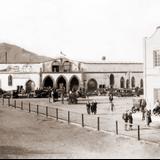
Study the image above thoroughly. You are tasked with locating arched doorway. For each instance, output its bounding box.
[140,79,143,88]
[87,79,98,92]
[131,77,135,88]
[69,76,79,91]
[120,77,125,88]
[43,76,54,88]
[57,76,67,90]
[26,80,35,93]
[126,79,130,89]
[110,74,115,88]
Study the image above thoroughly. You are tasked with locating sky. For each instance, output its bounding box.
[0,0,160,62]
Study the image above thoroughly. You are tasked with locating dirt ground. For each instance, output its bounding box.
[1,105,160,159]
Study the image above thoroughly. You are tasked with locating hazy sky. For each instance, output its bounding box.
[0,0,160,62]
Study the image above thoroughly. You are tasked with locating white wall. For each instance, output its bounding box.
[145,27,160,108]
[0,73,40,91]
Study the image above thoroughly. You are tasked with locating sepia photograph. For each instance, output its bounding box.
[0,0,160,159]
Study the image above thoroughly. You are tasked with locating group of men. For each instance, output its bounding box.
[86,101,98,115]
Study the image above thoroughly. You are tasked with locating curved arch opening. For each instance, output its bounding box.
[26,80,35,93]
[131,77,136,88]
[57,76,67,90]
[43,76,54,88]
[110,74,115,88]
[87,79,98,92]
[69,76,79,91]
[120,77,125,88]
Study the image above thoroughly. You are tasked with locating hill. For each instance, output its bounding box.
[0,43,53,64]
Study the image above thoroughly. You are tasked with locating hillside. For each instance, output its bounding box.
[0,43,53,64]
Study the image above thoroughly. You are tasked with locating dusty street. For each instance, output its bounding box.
[6,96,160,143]
[1,99,160,159]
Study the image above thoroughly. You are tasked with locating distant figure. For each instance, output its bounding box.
[111,102,114,112]
[109,93,113,103]
[122,111,129,131]
[93,101,98,115]
[140,99,147,121]
[146,110,152,127]
[128,112,133,130]
[86,102,91,115]
[91,101,97,115]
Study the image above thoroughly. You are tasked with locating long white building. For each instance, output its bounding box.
[0,43,144,93]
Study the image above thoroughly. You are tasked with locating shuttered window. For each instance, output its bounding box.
[153,50,160,67]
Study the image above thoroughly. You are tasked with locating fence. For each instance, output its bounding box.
[1,98,159,144]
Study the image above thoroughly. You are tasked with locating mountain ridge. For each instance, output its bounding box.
[0,43,53,64]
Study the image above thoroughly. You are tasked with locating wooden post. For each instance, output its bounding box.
[116,121,119,135]
[56,108,58,120]
[138,125,140,141]
[14,100,16,108]
[8,98,10,107]
[21,101,23,110]
[68,111,70,124]
[2,98,4,106]
[97,117,100,131]
[29,103,31,113]
[37,105,39,115]
[82,114,84,127]
[46,106,48,117]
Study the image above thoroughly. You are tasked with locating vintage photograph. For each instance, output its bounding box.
[0,0,160,159]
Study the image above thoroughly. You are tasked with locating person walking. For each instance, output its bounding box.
[128,112,133,130]
[122,111,129,131]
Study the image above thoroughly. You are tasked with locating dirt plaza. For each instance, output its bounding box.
[1,96,160,158]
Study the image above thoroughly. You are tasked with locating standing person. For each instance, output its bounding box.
[140,99,147,121]
[86,102,91,115]
[109,93,113,103]
[128,112,133,130]
[91,102,94,114]
[146,110,152,127]
[122,111,129,131]
[111,102,114,112]
[52,89,55,103]
[94,101,97,115]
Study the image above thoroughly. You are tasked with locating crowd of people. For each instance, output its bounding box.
[122,98,153,131]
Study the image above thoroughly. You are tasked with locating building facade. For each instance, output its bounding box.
[144,26,160,108]
[0,55,143,93]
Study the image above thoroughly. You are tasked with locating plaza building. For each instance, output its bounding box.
[144,26,160,108]
[0,43,143,93]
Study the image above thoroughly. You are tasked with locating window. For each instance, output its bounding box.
[63,61,71,72]
[120,77,125,88]
[8,75,13,86]
[52,61,60,73]
[131,77,135,88]
[153,50,160,67]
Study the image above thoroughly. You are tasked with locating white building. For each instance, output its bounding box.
[144,26,160,108]
[0,43,144,93]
